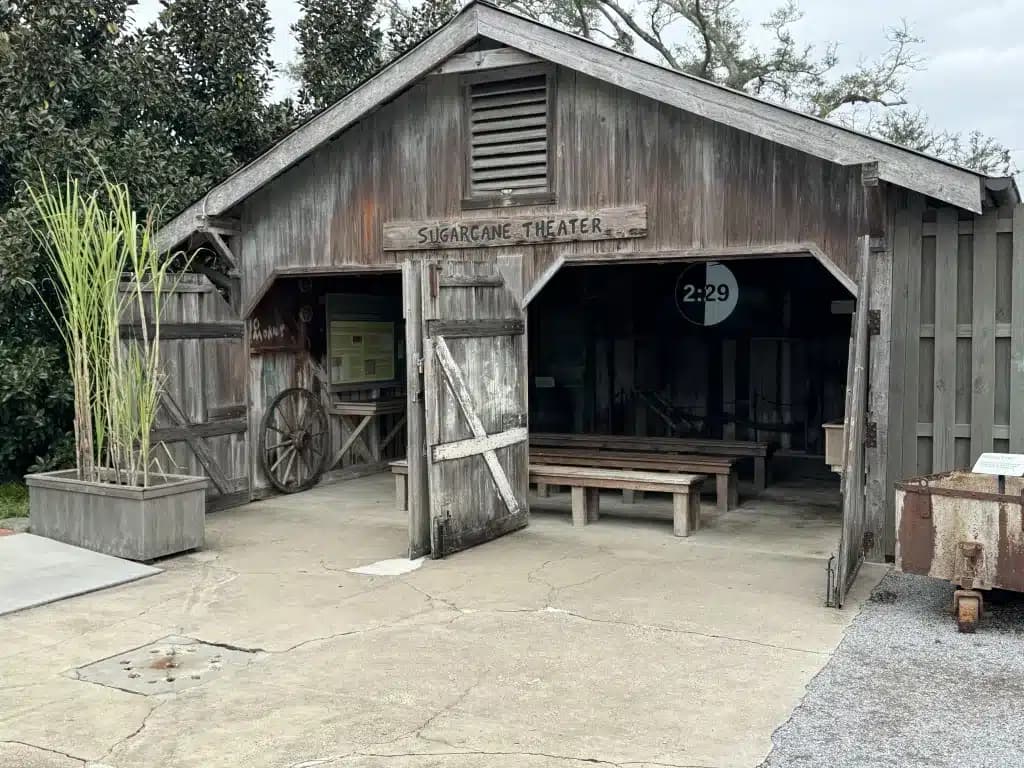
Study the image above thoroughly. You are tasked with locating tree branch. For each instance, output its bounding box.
[597,0,680,69]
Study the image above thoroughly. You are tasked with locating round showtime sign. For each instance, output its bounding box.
[674,262,739,326]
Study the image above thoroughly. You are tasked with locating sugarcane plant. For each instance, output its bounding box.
[27,174,186,487]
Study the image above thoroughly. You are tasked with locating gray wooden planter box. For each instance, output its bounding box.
[25,470,207,561]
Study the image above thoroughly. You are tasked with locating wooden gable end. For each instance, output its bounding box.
[236,53,866,304]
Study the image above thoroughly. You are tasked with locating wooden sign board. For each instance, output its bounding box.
[382,205,647,251]
[249,294,304,354]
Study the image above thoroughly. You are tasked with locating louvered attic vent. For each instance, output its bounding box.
[468,74,550,202]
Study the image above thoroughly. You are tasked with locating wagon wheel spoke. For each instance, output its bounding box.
[269,445,296,473]
[264,438,293,452]
[281,447,298,487]
[278,399,297,433]
[300,446,315,476]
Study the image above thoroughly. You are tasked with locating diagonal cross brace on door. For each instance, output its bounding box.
[430,336,524,516]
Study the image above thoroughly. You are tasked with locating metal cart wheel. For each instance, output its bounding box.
[259,387,329,493]
[953,589,983,633]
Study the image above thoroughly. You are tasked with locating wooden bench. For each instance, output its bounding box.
[530,447,738,513]
[389,459,706,536]
[531,432,771,491]
[530,465,705,536]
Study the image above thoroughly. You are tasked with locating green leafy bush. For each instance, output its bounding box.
[0,483,30,519]
[0,340,73,482]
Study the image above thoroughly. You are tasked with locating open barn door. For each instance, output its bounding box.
[830,237,873,607]
[409,256,529,558]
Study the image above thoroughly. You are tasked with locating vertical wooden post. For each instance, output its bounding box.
[404,260,431,558]
[861,167,896,561]
[865,230,893,561]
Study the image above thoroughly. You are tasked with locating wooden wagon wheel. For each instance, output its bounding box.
[259,387,329,493]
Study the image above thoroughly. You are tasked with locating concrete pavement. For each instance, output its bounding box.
[0,474,885,768]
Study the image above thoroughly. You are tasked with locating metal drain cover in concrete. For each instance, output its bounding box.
[72,636,257,695]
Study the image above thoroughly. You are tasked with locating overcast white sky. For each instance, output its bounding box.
[134,0,1024,172]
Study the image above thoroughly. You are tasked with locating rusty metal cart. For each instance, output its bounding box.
[896,469,1024,632]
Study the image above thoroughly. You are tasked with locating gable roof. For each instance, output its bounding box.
[157,0,1015,253]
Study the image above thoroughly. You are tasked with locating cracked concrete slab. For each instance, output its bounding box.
[0,740,84,767]
[0,474,882,768]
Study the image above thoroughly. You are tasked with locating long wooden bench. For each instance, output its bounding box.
[388,460,706,536]
[531,465,704,536]
[529,447,738,513]
[531,432,771,490]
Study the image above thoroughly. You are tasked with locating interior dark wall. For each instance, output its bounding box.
[527,258,852,455]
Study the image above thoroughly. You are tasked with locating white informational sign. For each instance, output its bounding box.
[674,262,739,327]
[971,453,1024,477]
[328,320,396,385]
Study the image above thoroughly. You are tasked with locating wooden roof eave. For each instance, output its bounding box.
[155,7,482,255]
[473,3,986,215]
[156,1,993,255]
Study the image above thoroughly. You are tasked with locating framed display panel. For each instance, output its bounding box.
[326,293,402,391]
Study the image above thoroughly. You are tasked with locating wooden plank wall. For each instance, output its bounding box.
[886,202,1022,549]
[237,67,866,302]
[121,274,250,510]
[234,60,869,496]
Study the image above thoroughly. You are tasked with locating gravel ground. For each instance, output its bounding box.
[761,571,1024,768]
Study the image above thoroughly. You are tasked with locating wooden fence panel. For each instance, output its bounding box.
[120,274,250,510]
[890,204,1021,519]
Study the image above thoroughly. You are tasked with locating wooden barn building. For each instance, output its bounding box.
[154,1,1021,605]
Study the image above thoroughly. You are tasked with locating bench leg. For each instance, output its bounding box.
[395,474,408,512]
[728,471,739,509]
[754,457,767,492]
[536,482,550,498]
[716,474,729,514]
[571,487,600,527]
[690,486,701,531]
[587,488,600,523]
[673,491,692,537]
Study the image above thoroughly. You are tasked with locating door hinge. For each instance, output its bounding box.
[867,310,881,335]
[416,355,424,375]
[864,420,878,448]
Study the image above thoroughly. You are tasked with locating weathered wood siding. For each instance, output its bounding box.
[886,202,1023,552]
[237,66,866,301]
[236,61,867,496]
[120,274,250,510]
